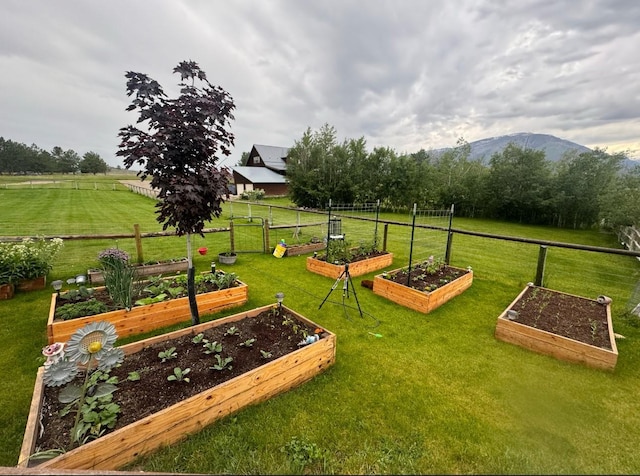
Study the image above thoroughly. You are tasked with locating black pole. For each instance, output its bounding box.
[407,203,417,287]
[445,204,454,265]
[187,265,200,325]
[374,199,380,250]
[535,245,548,287]
[326,199,332,263]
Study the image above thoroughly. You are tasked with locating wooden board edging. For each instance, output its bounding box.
[306,253,394,279]
[494,286,618,370]
[20,305,336,470]
[47,281,248,344]
[372,267,473,314]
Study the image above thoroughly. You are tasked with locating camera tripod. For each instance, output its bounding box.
[318,263,364,318]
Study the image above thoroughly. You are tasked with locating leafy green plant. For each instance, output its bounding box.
[134,293,168,306]
[325,238,350,264]
[158,347,177,362]
[281,436,325,470]
[260,350,273,359]
[282,315,308,339]
[173,271,238,292]
[55,299,109,321]
[238,338,256,348]
[58,286,95,302]
[210,354,233,371]
[59,370,121,445]
[127,371,141,382]
[192,333,207,344]
[225,326,239,336]
[203,341,222,354]
[167,367,190,383]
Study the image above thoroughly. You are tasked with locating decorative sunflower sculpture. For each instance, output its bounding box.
[41,321,124,448]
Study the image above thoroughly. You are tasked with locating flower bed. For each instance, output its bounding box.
[20,305,337,471]
[495,285,618,370]
[47,276,249,344]
[0,237,63,289]
[87,258,189,285]
[306,252,393,279]
[372,265,473,313]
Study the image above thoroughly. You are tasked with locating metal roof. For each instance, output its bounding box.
[232,166,287,184]
[252,144,289,171]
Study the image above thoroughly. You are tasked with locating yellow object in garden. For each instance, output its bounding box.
[273,240,287,258]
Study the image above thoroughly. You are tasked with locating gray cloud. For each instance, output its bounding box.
[1,0,639,167]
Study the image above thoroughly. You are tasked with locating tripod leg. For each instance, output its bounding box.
[344,270,364,318]
[318,269,347,310]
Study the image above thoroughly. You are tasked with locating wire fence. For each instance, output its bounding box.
[0,180,127,191]
[2,194,639,313]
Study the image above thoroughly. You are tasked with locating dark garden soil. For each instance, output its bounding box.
[383,264,470,292]
[317,250,389,264]
[507,286,611,350]
[35,307,322,455]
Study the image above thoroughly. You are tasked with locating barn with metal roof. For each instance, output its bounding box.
[232,144,290,196]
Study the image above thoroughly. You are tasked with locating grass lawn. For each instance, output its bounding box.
[1,177,640,474]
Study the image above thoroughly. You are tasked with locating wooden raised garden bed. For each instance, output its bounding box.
[495,285,618,370]
[47,279,249,344]
[16,275,47,292]
[19,304,337,471]
[284,241,326,257]
[372,266,473,313]
[87,259,189,284]
[306,252,394,279]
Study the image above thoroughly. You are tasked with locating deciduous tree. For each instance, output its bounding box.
[117,60,235,325]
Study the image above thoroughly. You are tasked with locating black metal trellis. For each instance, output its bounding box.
[406,204,455,287]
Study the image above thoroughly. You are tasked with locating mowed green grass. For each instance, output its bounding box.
[1,179,640,474]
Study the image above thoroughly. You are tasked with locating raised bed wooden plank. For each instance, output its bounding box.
[372,268,473,314]
[306,253,393,279]
[47,281,249,344]
[20,305,336,471]
[494,286,617,370]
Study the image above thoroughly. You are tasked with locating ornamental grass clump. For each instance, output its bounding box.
[97,248,137,309]
[0,237,63,284]
[39,321,125,456]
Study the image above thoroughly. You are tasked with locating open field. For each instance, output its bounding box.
[1,176,640,474]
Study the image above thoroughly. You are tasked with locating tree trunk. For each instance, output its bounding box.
[186,233,200,325]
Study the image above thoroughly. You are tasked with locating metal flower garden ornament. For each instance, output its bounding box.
[41,321,124,450]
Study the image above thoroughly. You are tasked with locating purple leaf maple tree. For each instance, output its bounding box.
[117,60,235,325]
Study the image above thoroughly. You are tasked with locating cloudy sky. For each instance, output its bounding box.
[2,0,639,168]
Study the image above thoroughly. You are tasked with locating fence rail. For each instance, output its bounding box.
[2,201,639,311]
[619,226,640,255]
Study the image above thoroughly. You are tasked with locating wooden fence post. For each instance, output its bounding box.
[134,224,143,264]
[229,221,235,252]
[264,219,270,253]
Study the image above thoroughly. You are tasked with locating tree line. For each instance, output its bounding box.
[0,137,110,175]
[286,124,640,229]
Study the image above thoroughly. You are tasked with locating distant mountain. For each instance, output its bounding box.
[435,132,591,163]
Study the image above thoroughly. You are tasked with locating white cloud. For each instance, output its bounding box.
[1,0,639,168]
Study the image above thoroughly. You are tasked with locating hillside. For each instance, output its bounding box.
[434,132,591,162]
